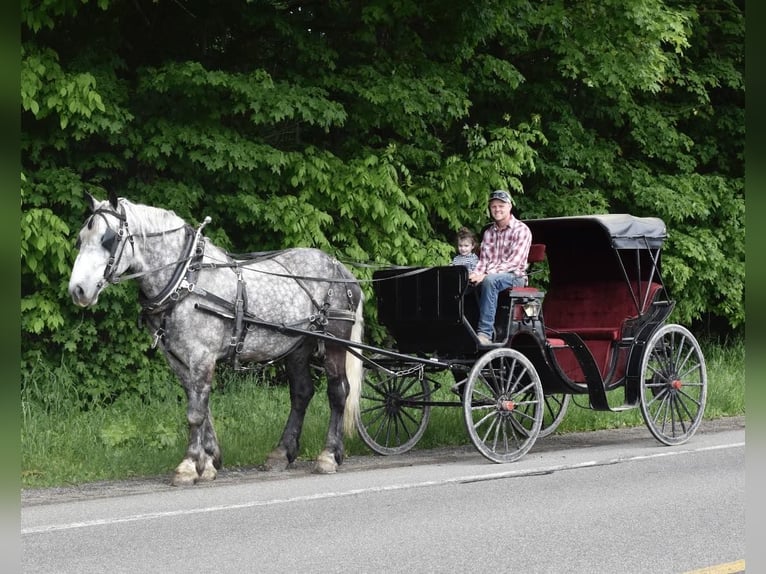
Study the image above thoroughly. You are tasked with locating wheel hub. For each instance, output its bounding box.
[499,399,516,412]
[384,394,401,415]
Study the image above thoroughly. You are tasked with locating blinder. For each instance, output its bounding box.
[100,226,118,252]
[77,201,134,283]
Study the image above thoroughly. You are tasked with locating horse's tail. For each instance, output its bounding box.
[343,295,365,437]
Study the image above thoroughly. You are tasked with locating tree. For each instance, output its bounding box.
[20,0,744,405]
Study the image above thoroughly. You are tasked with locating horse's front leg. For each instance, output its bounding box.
[172,360,221,486]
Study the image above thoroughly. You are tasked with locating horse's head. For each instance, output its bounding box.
[68,191,134,307]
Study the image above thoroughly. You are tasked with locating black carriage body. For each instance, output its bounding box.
[373,265,546,358]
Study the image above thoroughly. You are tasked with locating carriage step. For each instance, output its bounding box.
[479,341,504,348]
[609,404,638,412]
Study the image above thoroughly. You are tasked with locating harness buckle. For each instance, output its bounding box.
[179,278,195,292]
[151,328,165,349]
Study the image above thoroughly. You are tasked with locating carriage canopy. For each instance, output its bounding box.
[524,214,667,287]
[524,214,667,250]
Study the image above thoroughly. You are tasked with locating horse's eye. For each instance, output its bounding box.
[75,237,82,250]
[101,227,117,251]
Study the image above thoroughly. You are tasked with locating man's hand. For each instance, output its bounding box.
[469,271,486,285]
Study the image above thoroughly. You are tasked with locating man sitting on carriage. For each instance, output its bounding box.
[468,190,532,346]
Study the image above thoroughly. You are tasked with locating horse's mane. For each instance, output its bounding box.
[120,199,187,241]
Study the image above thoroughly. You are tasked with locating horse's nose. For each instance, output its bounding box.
[69,283,82,303]
[69,283,89,307]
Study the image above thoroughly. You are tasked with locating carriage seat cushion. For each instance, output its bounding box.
[543,281,662,341]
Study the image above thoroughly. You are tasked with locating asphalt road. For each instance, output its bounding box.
[21,416,746,573]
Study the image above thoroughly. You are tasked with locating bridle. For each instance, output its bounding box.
[80,200,194,289]
[82,202,136,286]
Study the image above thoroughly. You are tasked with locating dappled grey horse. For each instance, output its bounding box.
[68,192,364,486]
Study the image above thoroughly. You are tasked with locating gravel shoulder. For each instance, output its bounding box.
[21,415,745,507]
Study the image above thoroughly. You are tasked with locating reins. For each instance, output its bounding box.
[88,203,190,285]
[199,253,435,284]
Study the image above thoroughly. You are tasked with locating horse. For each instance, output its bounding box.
[67,191,364,486]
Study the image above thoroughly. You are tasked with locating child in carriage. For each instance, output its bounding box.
[451,227,479,272]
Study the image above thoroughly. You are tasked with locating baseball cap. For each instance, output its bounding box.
[489,190,512,204]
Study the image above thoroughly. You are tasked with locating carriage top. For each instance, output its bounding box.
[524,213,667,249]
[522,213,668,287]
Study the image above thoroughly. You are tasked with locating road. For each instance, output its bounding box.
[22,417,745,573]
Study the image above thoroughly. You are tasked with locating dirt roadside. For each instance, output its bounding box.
[21,415,745,507]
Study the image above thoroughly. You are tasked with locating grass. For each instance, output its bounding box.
[21,338,745,489]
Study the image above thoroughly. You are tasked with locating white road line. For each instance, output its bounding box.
[22,441,745,535]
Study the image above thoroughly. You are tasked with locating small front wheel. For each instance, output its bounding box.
[639,324,707,445]
[355,360,431,455]
[463,348,544,463]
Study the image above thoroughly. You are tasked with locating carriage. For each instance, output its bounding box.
[69,195,707,484]
[355,214,707,463]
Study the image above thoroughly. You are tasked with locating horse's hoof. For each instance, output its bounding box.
[263,447,290,471]
[199,459,218,482]
[313,450,338,474]
[172,474,198,487]
[172,459,199,486]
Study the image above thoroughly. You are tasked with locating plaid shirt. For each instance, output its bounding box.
[474,216,532,277]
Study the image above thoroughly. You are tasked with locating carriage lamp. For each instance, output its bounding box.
[522,300,541,320]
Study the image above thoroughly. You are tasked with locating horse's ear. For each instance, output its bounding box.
[107,190,119,210]
[84,191,98,212]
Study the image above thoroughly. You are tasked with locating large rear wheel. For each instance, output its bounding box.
[463,348,543,463]
[639,324,707,445]
[540,394,570,438]
[355,360,431,455]
[514,392,569,438]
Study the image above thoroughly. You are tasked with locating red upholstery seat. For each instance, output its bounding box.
[543,281,663,381]
[543,281,662,340]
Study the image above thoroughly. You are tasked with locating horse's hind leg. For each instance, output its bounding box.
[264,340,315,471]
[314,343,350,474]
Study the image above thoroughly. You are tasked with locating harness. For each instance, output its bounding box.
[193,255,358,370]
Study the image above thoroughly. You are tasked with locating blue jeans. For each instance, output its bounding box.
[476,273,526,337]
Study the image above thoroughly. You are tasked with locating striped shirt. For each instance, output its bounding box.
[474,216,532,277]
[451,253,479,272]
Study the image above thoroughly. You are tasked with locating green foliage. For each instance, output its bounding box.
[20,0,744,412]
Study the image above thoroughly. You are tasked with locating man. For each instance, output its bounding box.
[468,189,532,346]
